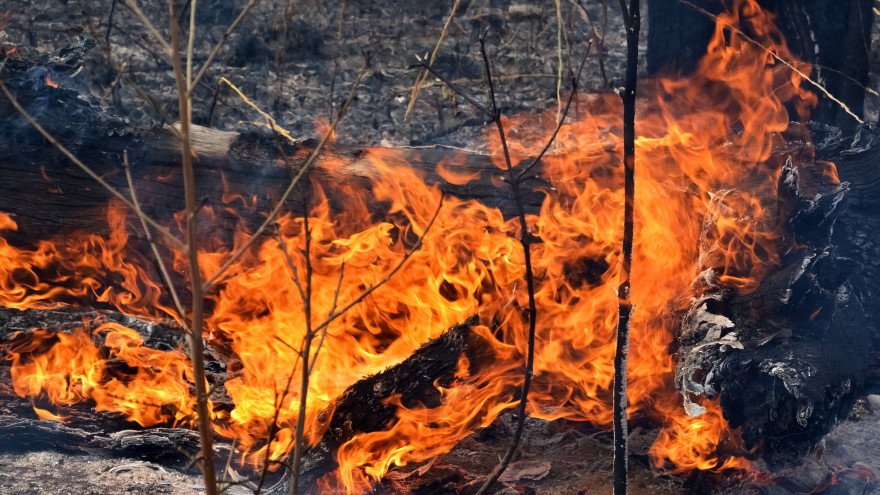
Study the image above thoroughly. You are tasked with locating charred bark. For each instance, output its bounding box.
[675,125,880,467]
[0,80,545,245]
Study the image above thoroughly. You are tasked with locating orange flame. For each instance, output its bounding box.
[0,0,834,491]
[6,323,197,426]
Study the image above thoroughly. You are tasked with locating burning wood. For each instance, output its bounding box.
[2,0,880,493]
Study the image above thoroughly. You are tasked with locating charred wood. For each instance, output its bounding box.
[290,316,478,494]
[0,79,545,244]
[0,309,478,491]
[676,126,880,466]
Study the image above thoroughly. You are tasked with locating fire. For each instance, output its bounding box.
[0,0,834,491]
[5,322,197,426]
[45,72,58,88]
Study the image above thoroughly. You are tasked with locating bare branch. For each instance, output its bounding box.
[613,1,640,494]
[474,32,539,495]
[478,29,500,118]
[308,263,344,374]
[167,0,217,492]
[186,0,198,93]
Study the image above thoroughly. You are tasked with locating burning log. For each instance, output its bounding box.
[0,81,546,245]
[675,124,880,467]
[292,315,478,493]
[0,312,479,492]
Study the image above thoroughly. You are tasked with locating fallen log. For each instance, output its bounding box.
[0,75,546,246]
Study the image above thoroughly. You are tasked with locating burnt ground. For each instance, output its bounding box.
[2,0,880,494]
[0,0,644,149]
[2,403,880,494]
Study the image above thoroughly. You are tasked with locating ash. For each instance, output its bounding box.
[0,0,642,150]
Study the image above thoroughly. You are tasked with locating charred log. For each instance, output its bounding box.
[0,77,545,245]
[292,316,478,494]
[675,126,880,467]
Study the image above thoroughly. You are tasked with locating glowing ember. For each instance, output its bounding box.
[0,0,832,492]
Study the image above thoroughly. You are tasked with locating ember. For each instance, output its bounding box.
[1,0,879,494]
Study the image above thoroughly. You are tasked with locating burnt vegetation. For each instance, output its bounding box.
[2,1,880,495]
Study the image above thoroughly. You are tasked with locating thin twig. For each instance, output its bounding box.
[289,187,314,495]
[218,438,237,494]
[474,30,539,495]
[105,0,118,49]
[308,263,344,374]
[122,150,190,332]
[186,0,198,93]
[617,0,629,28]
[405,0,462,120]
[0,81,185,250]
[254,370,298,495]
[554,0,564,122]
[220,77,297,143]
[202,57,370,292]
[188,0,260,97]
[515,44,591,181]
[414,56,491,116]
[167,0,217,492]
[275,231,308,306]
